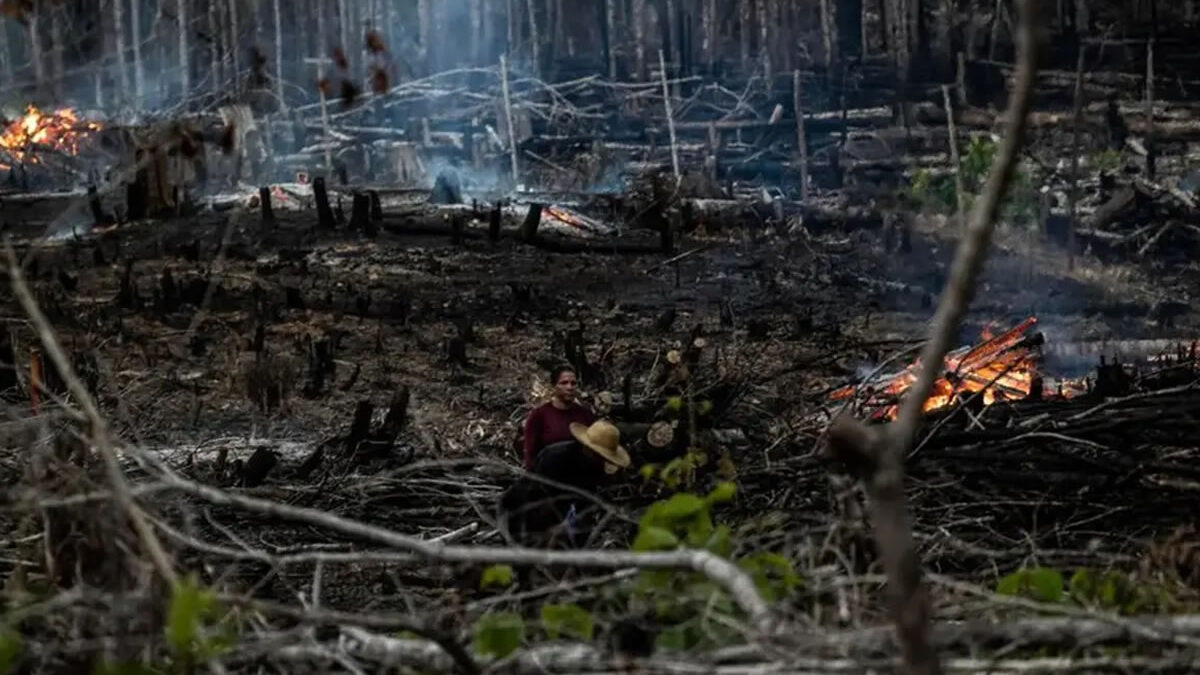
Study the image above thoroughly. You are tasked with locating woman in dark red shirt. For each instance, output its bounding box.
[521,365,596,470]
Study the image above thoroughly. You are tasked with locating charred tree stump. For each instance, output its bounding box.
[654,308,677,334]
[259,186,276,227]
[349,192,371,231]
[450,214,465,246]
[252,323,266,353]
[241,448,279,487]
[117,260,140,309]
[88,185,110,227]
[303,336,336,397]
[345,400,374,455]
[660,218,676,254]
[126,174,148,222]
[488,203,502,243]
[313,177,336,229]
[432,169,463,204]
[295,443,327,480]
[520,203,543,243]
[381,386,410,439]
[285,286,305,310]
[0,330,17,402]
[455,316,475,343]
[159,269,180,314]
[369,190,383,222]
[446,336,469,366]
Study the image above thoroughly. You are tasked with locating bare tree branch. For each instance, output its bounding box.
[3,240,178,586]
[134,453,776,633]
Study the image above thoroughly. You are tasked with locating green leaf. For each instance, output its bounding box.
[683,510,715,547]
[632,526,680,552]
[0,625,21,675]
[1068,568,1098,602]
[473,612,524,659]
[665,396,683,412]
[540,603,594,641]
[654,624,693,651]
[660,493,706,521]
[165,574,219,657]
[639,463,659,481]
[1027,568,1064,602]
[996,567,1064,603]
[480,565,515,589]
[704,525,733,557]
[706,482,737,505]
[697,400,713,415]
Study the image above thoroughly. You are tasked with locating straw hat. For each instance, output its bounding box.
[569,420,631,473]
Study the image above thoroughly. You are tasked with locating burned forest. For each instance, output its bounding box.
[4,0,1200,673]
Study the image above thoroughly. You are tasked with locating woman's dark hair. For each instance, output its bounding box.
[549,365,577,384]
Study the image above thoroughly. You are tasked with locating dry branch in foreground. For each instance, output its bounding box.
[823,1,1043,674]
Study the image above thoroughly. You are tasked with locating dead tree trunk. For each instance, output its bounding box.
[178,0,190,103]
[739,0,751,66]
[419,0,432,72]
[28,3,45,99]
[758,0,771,90]
[820,0,836,70]
[208,0,221,98]
[229,0,241,92]
[702,0,716,70]
[632,0,646,79]
[132,0,145,104]
[838,0,864,59]
[605,0,617,78]
[273,0,285,108]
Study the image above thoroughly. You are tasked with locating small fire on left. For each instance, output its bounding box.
[0,104,103,169]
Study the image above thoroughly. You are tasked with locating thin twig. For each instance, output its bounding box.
[3,241,177,586]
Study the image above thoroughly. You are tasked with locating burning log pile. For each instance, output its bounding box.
[0,105,104,187]
[819,315,1200,574]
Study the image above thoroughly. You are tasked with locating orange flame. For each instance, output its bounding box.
[0,105,102,168]
[831,316,1060,420]
[543,205,589,229]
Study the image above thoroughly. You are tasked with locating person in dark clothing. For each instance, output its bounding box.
[521,365,595,470]
[502,419,631,548]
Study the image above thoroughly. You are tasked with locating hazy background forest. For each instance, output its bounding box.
[0,0,1194,117]
[4,1,1200,674]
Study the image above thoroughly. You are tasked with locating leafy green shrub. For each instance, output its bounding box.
[904,136,1039,224]
[473,612,524,658]
[995,566,1177,615]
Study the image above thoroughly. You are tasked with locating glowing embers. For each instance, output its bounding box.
[540,204,612,237]
[0,105,103,169]
[831,316,1058,421]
